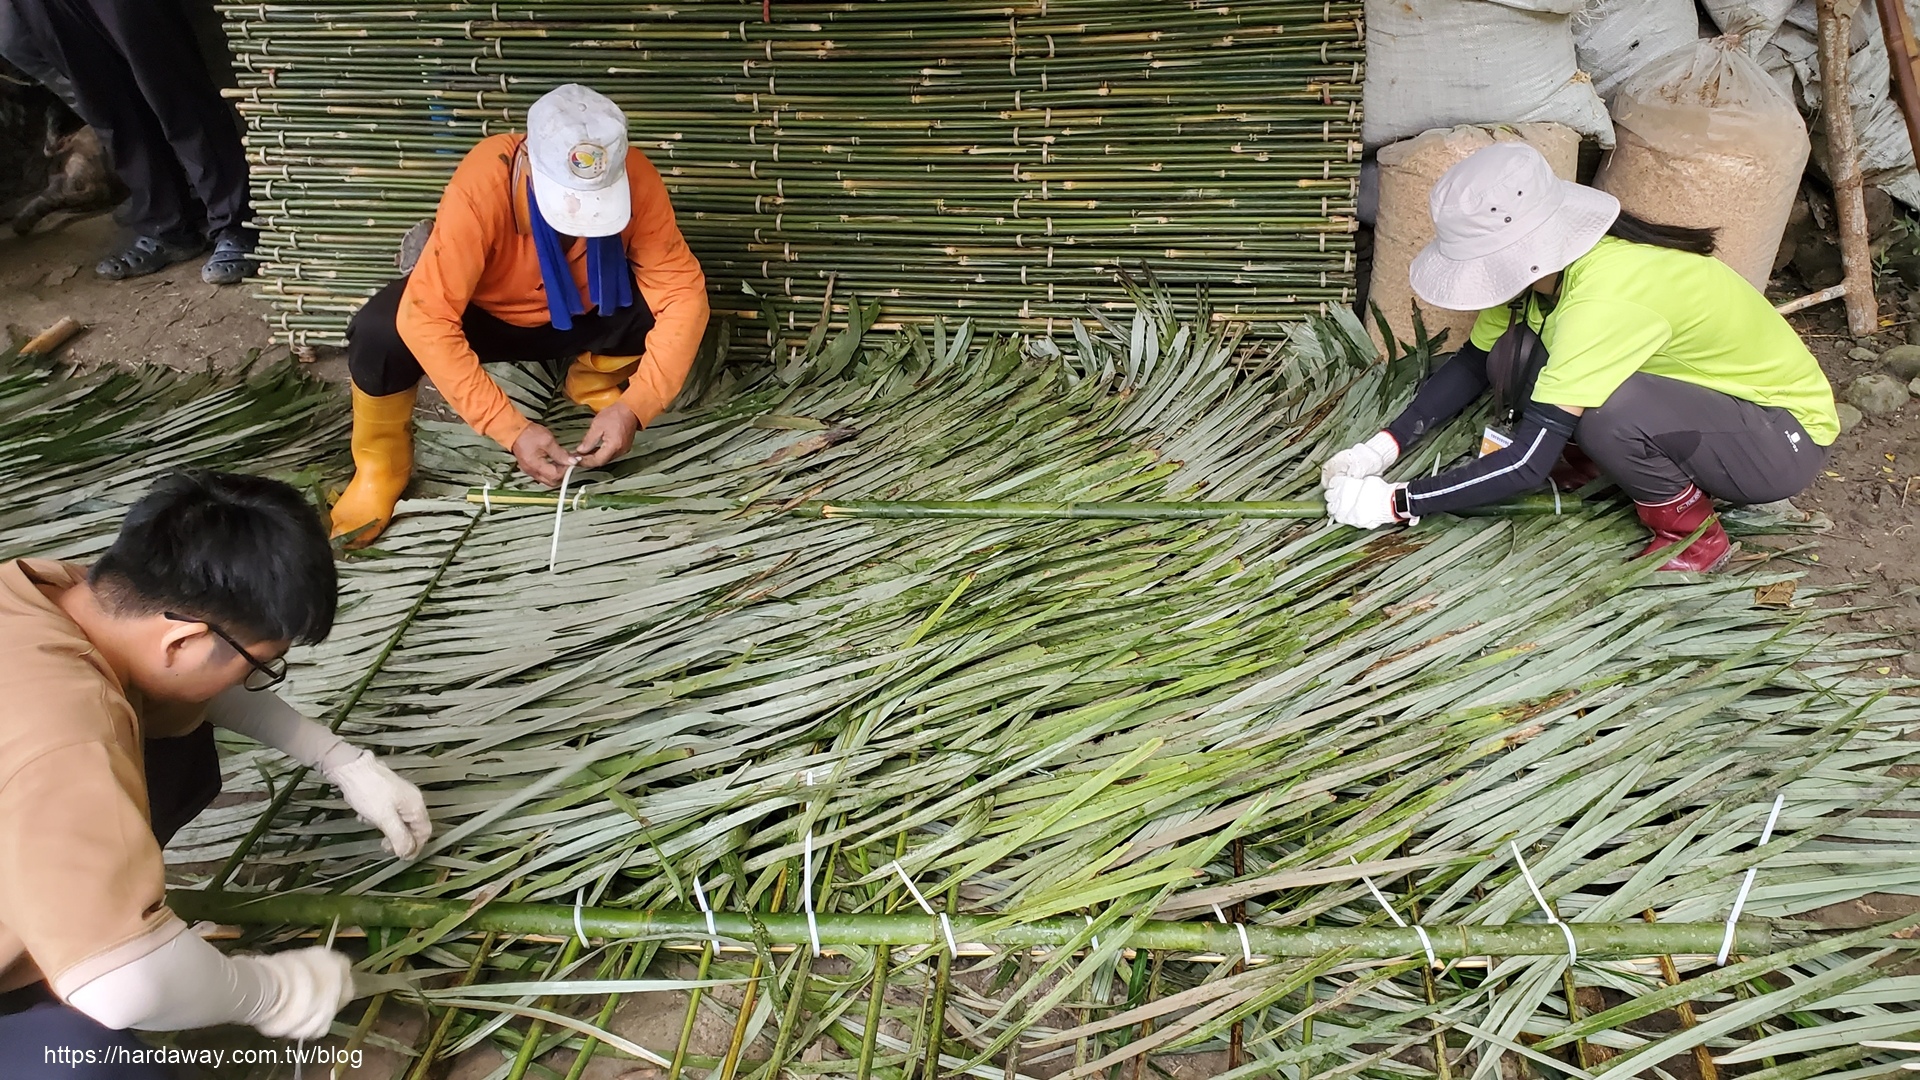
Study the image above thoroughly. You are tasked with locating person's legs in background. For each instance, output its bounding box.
[1578,372,1826,572]
[84,0,253,285]
[15,0,205,279]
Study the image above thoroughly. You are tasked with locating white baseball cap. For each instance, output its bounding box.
[1407,142,1620,312]
[526,84,631,237]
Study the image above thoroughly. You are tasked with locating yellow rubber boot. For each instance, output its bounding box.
[329,384,417,549]
[565,353,641,413]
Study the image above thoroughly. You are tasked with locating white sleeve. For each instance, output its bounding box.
[60,926,272,1031]
[60,929,356,1040]
[205,685,359,771]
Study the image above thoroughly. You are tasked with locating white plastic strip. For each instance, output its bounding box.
[1552,486,1562,515]
[1085,915,1099,950]
[1718,793,1786,965]
[890,861,958,956]
[1509,841,1576,966]
[802,830,821,958]
[549,463,576,573]
[1351,858,1438,968]
[691,873,718,946]
[480,482,493,512]
[1210,903,1255,966]
[573,886,589,949]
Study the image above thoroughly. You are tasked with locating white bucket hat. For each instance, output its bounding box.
[526,84,631,237]
[1407,142,1620,312]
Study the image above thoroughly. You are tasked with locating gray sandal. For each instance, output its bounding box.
[201,232,257,286]
[96,233,203,281]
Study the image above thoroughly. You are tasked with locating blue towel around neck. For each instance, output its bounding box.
[527,179,634,331]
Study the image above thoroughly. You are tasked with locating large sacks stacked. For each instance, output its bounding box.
[1362,0,1613,148]
[1595,38,1812,289]
[1767,1,1920,208]
[1369,124,1581,351]
[1571,0,1701,100]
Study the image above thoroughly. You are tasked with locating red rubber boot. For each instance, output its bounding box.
[1633,485,1732,572]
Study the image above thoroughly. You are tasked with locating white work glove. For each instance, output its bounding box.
[1325,476,1411,530]
[236,947,356,1041]
[320,748,431,859]
[1319,431,1400,489]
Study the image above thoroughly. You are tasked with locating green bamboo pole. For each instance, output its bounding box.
[462,491,1573,520]
[167,891,1773,960]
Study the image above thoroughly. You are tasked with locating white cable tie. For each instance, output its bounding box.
[1210,903,1255,966]
[571,482,588,511]
[1552,486,1563,515]
[480,481,493,512]
[1718,792,1786,965]
[802,830,821,958]
[549,463,577,574]
[891,862,937,914]
[1413,925,1439,969]
[573,886,589,948]
[891,861,956,956]
[692,873,718,945]
[1351,857,1438,968]
[1509,841,1575,966]
[1086,914,1099,950]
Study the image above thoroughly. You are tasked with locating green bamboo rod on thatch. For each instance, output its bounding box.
[168,890,1772,960]
[461,491,1571,520]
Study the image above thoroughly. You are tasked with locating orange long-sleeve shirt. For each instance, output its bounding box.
[396,133,711,448]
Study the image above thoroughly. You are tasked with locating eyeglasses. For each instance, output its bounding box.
[164,612,289,691]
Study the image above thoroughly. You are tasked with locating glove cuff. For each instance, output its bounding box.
[1366,430,1400,464]
[318,744,372,781]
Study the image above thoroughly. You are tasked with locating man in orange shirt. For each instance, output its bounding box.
[330,83,710,547]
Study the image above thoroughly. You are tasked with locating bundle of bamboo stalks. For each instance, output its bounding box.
[219,0,1362,347]
[6,300,1920,1078]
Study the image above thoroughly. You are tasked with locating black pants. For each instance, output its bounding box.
[346,275,657,396]
[1577,373,1828,505]
[0,725,220,1079]
[11,0,247,239]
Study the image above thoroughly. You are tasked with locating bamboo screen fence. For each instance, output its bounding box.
[220,0,1363,348]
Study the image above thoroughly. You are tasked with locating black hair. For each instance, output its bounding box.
[1605,209,1718,257]
[90,471,337,645]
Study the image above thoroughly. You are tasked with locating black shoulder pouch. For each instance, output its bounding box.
[1483,294,1554,426]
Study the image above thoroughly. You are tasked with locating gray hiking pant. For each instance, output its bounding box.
[1576,372,1828,505]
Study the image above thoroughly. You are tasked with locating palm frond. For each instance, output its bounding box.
[5,303,1918,1078]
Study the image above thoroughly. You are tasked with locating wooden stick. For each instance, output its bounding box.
[19,317,82,358]
[1876,0,1920,160]
[1775,283,1849,315]
[1819,0,1883,336]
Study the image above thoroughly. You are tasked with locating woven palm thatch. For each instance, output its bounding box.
[5,299,1920,1078]
[220,0,1362,347]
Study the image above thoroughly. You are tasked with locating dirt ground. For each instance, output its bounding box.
[1777,293,1920,676]
[0,211,351,383]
